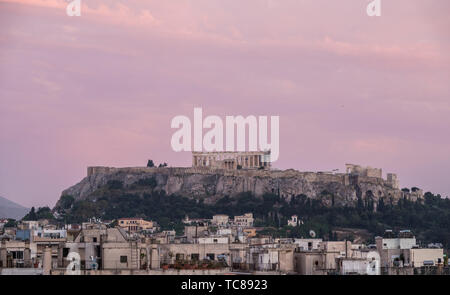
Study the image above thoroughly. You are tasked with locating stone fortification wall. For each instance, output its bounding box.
[58,166,420,209]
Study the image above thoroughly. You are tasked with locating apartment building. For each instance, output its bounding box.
[211,215,229,227]
[118,218,155,233]
[233,213,254,227]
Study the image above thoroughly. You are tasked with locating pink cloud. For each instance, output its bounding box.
[0,0,449,207]
[0,0,159,27]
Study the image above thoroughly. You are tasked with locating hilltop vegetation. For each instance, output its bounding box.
[53,178,450,248]
[22,206,54,221]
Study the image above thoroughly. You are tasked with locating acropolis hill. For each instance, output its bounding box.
[58,152,423,209]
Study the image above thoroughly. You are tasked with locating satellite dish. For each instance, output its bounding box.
[309,230,316,238]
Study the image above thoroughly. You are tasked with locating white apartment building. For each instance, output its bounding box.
[212,215,229,226]
[293,239,322,251]
[234,213,254,227]
[197,237,229,244]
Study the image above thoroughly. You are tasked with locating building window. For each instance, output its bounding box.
[120,256,128,263]
[12,251,24,259]
[191,254,199,261]
[93,237,97,243]
[206,253,215,261]
[175,253,185,261]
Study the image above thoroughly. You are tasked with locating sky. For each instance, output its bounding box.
[0,0,449,208]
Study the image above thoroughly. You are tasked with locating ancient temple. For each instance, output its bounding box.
[192,151,271,170]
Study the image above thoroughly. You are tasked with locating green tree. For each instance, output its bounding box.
[59,195,75,210]
[23,207,37,221]
[23,207,54,221]
[136,177,157,188]
[4,219,17,228]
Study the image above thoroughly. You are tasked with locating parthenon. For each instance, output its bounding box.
[192,151,271,170]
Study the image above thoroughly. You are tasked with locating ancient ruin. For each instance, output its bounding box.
[192,151,271,170]
[346,163,399,189]
[74,157,424,213]
[345,164,382,178]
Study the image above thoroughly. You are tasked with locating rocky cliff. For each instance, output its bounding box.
[56,166,423,209]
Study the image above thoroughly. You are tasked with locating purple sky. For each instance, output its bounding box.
[1,0,449,208]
